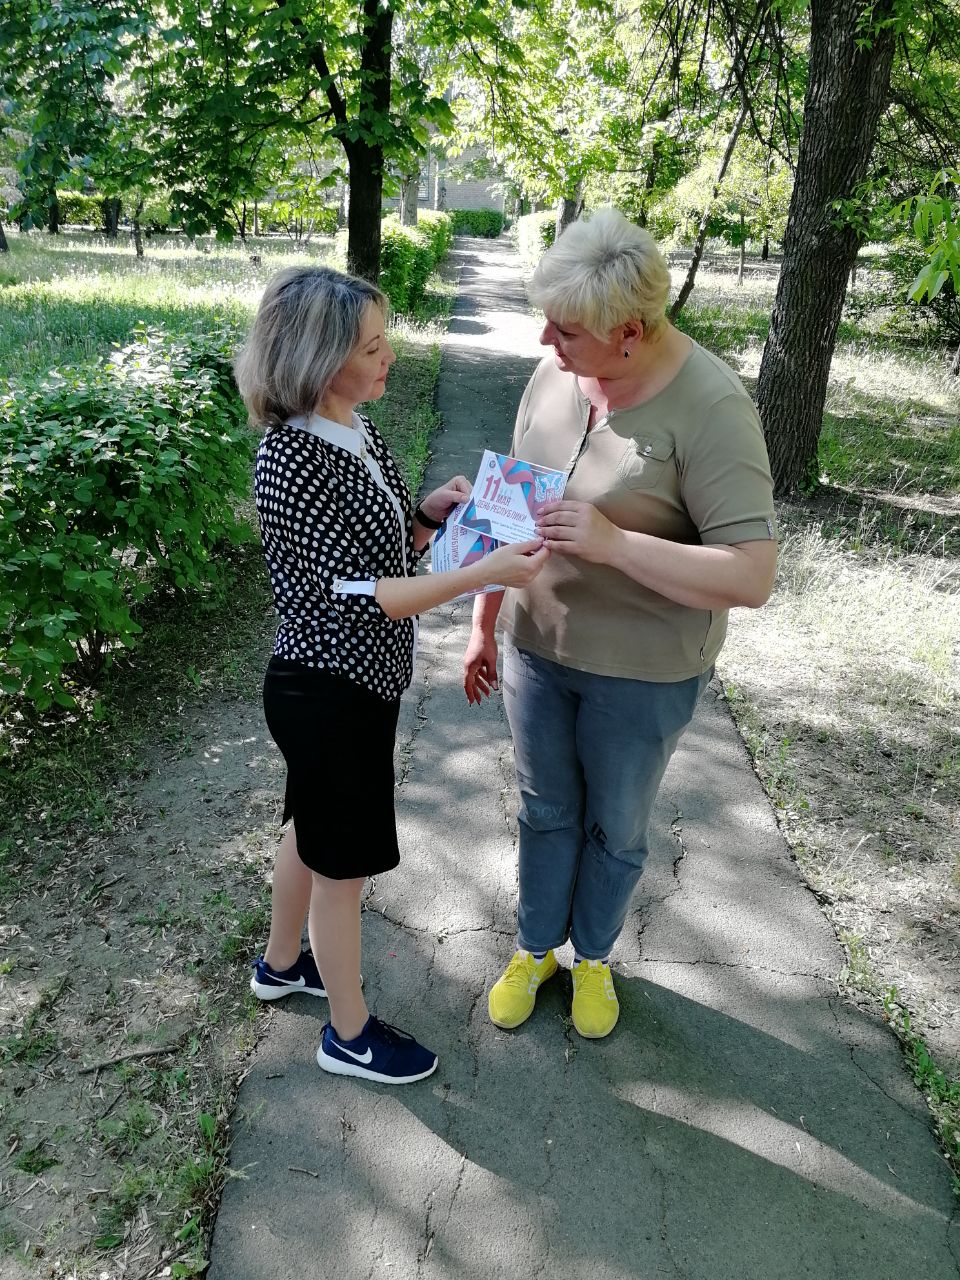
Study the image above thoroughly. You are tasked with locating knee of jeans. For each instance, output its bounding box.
[585,823,649,872]
[518,794,579,832]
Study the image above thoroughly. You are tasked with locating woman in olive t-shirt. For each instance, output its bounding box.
[463,209,778,1040]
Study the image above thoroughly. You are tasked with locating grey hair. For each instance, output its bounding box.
[527,208,671,341]
[235,266,388,428]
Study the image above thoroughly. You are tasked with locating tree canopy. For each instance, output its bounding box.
[1,0,958,486]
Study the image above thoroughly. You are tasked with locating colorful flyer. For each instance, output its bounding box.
[431,503,502,598]
[458,451,567,545]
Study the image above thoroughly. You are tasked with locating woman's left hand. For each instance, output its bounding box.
[536,500,622,565]
[419,475,472,524]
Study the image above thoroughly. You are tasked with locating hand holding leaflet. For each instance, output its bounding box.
[458,451,567,545]
[431,503,503,599]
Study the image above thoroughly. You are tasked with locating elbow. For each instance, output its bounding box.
[735,574,776,609]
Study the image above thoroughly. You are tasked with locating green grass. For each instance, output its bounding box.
[15,1141,59,1175]
[883,988,960,1196]
[0,231,308,379]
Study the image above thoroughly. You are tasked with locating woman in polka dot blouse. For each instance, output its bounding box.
[235,265,549,1085]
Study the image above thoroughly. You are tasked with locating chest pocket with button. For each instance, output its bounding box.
[616,435,676,491]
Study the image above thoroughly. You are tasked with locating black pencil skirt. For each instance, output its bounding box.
[262,657,402,879]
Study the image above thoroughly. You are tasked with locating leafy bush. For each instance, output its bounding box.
[0,328,253,709]
[258,200,338,239]
[516,211,556,266]
[417,210,454,263]
[379,214,452,313]
[58,192,105,229]
[882,238,960,346]
[139,193,174,232]
[448,208,505,238]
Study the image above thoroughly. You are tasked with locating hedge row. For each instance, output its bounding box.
[57,192,105,228]
[379,211,453,313]
[516,211,557,266]
[447,208,505,238]
[0,328,253,709]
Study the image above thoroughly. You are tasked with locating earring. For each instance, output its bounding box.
[623,349,631,358]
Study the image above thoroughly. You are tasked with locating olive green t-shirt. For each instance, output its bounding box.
[500,342,778,682]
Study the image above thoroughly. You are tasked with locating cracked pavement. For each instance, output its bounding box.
[208,238,960,1280]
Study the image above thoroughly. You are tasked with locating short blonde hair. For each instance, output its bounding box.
[528,208,671,341]
[235,266,388,428]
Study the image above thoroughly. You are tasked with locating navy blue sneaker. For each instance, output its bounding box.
[250,950,326,1000]
[317,1017,438,1084]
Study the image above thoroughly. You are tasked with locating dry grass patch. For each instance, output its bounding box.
[721,508,960,1073]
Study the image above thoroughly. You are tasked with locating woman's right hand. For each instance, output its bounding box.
[479,539,550,588]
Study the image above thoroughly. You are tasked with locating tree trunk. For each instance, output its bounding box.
[0,222,8,253]
[738,214,746,286]
[344,142,384,281]
[555,185,583,239]
[102,197,121,237]
[433,160,446,211]
[341,0,392,281]
[637,144,662,229]
[761,235,769,261]
[254,199,260,237]
[133,198,144,258]
[755,0,897,494]
[48,196,60,234]
[670,102,748,319]
[400,173,419,226]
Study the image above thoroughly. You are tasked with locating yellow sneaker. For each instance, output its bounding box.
[488,950,558,1029]
[571,959,619,1038]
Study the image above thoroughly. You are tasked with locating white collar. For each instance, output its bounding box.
[285,412,371,455]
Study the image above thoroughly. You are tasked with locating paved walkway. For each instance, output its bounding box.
[208,238,960,1280]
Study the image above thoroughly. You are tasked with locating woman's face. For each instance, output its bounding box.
[325,304,397,410]
[539,315,620,377]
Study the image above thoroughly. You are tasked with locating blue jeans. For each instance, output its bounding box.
[502,640,712,960]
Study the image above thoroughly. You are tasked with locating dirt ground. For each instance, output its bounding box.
[720,493,960,1078]
[0,614,286,1278]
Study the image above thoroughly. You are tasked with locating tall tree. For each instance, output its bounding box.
[755,0,899,492]
[0,0,139,228]
[141,0,457,279]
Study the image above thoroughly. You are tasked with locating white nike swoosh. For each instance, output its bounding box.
[269,975,305,988]
[337,1044,373,1064]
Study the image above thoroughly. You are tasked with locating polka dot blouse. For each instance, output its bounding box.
[254,414,417,702]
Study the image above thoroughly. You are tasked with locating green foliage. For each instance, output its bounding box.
[0,0,143,224]
[447,208,505,237]
[57,191,105,229]
[865,237,960,348]
[0,327,253,709]
[379,213,452,313]
[896,170,960,304]
[415,210,453,262]
[258,201,338,240]
[652,137,793,249]
[140,192,174,232]
[515,210,556,266]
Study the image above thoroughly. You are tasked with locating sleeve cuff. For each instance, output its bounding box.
[700,517,778,545]
[332,577,379,597]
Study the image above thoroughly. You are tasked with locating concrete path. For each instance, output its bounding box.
[208,238,960,1280]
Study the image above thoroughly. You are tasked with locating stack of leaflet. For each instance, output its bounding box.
[431,450,566,599]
